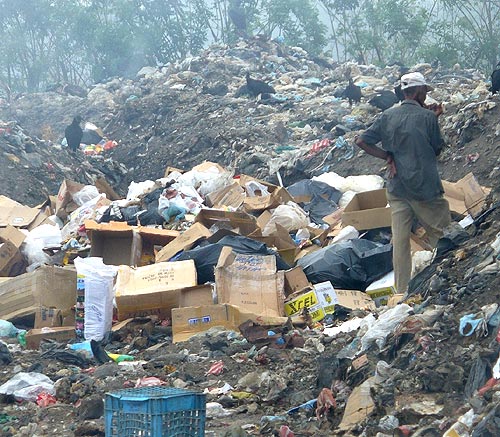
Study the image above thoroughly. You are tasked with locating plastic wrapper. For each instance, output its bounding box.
[297,239,393,290]
[61,194,108,240]
[262,202,309,236]
[360,304,412,351]
[126,180,157,200]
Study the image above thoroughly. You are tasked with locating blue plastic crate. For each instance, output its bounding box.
[105,386,206,437]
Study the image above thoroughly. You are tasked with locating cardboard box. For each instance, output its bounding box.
[0,225,26,277]
[34,307,63,328]
[442,173,489,218]
[239,175,295,212]
[156,223,211,263]
[115,260,198,320]
[0,266,77,321]
[172,304,290,343]
[195,209,258,236]
[205,182,245,210]
[365,271,396,307]
[285,281,338,322]
[342,189,391,230]
[178,284,215,308]
[55,179,85,218]
[26,326,75,349]
[285,284,376,322]
[86,220,142,266]
[215,247,285,317]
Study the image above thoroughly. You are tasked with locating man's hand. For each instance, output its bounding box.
[425,103,444,117]
[386,153,397,178]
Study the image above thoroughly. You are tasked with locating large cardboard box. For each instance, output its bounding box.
[26,326,75,349]
[0,225,26,277]
[34,307,63,328]
[0,266,77,321]
[115,260,198,320]
[342,189,391,230]
[86,220,142,266]
[155,223,211,263]
[215,247,285,317]
[172,304,290,343]
[195,209,258,236]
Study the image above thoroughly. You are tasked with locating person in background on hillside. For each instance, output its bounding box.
[65,116,83,153]
[354,72,451,295]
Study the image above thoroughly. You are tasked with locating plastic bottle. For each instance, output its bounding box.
[443,409,476,437]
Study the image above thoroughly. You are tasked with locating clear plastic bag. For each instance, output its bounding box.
[262,202,309,236]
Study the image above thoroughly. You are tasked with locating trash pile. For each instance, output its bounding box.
[2,38,499,194]
[1,36,500,437]
[0,119,127,206]
[0,145,499,436]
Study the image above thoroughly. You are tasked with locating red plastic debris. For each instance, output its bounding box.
[205,360,225,376]
[279,425,295,437]
[36,392,57,407]
[315,387,337,419]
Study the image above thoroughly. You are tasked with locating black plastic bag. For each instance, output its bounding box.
[302,195,339,225]
[287,179,342,204]
[176,235,290,284]
[297,239,393,290]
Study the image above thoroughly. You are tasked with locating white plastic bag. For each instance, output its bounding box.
[313,172,384,193]
[262,202,309,236]
[74,257,117,341]
[360,304,412,351]
[126,180,157,200]
[0,372,55,402]
[332,225,359,244]
[411,250,433,277]
[72,185,100,206]
[21,224,62,265]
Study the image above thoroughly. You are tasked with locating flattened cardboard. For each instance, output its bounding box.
[205,182,245,209]
[85,220,142,266]
[0,196,41,228]
[0,266,77,321]
[239,174,294,212]
[0,225,27,248]
[195,209,258,236]
[334,289,376,311]
[115,260,197,320]
[342,189,391,230]
[215,247,285,317]
[155,222,211,263]
[339,378,375,430]
[26,326,75,349]
[172,304,290,343]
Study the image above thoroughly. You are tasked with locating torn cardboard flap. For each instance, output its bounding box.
[0,225,27,277]
[249,224,298,266]
[115,260,198,320]
[195,208,258,236]
[205,182,245,210]
[239,174,294,212]
[0,195,42,228]
[156,222,211,263]
[339,378,375,430]
[26,326,75,350]
[55,179,85,218]
[216,247,285,317]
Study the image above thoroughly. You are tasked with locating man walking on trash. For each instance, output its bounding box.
[354,72,451,295]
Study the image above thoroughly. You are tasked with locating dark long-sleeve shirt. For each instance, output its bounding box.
[360,100,445,201]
